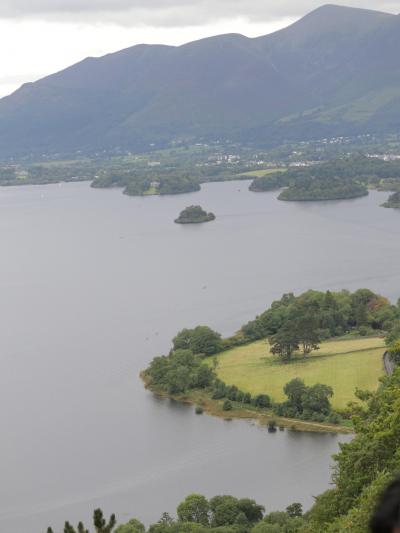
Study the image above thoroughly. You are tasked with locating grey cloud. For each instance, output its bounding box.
[0,0,399,26]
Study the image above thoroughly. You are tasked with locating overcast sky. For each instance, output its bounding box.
[0,0,399,97]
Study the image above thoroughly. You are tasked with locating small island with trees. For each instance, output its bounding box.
[248,156,399,202]
[250,167,368,202]
[278,175,368,202]
[175,206,216,224]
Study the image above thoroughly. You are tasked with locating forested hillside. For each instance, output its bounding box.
[1,5,400,157]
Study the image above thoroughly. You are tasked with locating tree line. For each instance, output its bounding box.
[47,496,305,533]
[250,155,400,202]
[241,289,400,352]
[92,170,200,196]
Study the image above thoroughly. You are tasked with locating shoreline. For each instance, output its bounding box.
[141,372,353,435]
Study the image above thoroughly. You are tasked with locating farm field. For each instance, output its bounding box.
[239,168,287,177]
[210,337,386,409]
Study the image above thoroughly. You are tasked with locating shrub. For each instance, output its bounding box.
[327,412,341,425]
[358,325,368,336]
[254,394,271,408]
[223,400,233,411]
[212,388,226,400]
[236,390,244,403]
[243,393,252,404]
[227,386,239,401]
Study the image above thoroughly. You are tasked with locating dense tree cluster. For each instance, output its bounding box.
[242,289,399,345]
[212,379,270,410]
[275,379,338,424]
[175,206,215,224]
[304,368,400,532]
[249,172,288,192]
[172,327,222,357]
[146,349,215,394]
[278,174,368,201]
[49,498,305,533]
[0,162,92,186]
[388,340,400,365]
[93,171,200,196]
[145,347,271,412]
[250,156,400,202]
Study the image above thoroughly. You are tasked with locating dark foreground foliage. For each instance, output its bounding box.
[49,497,305,533]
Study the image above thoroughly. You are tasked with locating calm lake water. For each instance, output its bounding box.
[1,180,398,532]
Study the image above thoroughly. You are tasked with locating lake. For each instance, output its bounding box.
[1,180,398,532]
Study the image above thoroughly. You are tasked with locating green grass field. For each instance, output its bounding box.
[143,186,159,196]
[210,337,386,409]
[239,168,287,178]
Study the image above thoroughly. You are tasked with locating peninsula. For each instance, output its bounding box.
[142,288,399,433]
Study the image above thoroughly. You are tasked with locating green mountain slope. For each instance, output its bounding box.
[0,4,399,157]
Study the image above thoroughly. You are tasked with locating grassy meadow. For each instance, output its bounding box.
[143,186,159,196]
[209,337,386,409]
[239,168,287,178]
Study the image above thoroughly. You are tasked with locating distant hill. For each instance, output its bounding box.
[0,4,399,157]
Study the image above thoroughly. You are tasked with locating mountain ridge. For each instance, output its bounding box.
[0,4,399,157]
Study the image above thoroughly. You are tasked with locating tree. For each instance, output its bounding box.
[254,395,271,408]
[190,326,222,356]
[115,519,145,533]
[283,379,307,413]
[191,364,214,388]
[148,513,175,533]
[269,322,299,361]
[286,503,303,518]
[177,494,210,525]
[279,380,334,421]
[243,392,252,404]
[173,326,222,356]
[209,495,241,526]
[166,365,191,394]
[302,384,333,416]
[50,510,115,533]
[351,289,375,327]
[212,380,227,399]
[237,498,265,523]
[253,510,304,532]
[172,329,193,351]
[389,340,400,364]
[291,301,321,355]
[93,510,116,533]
